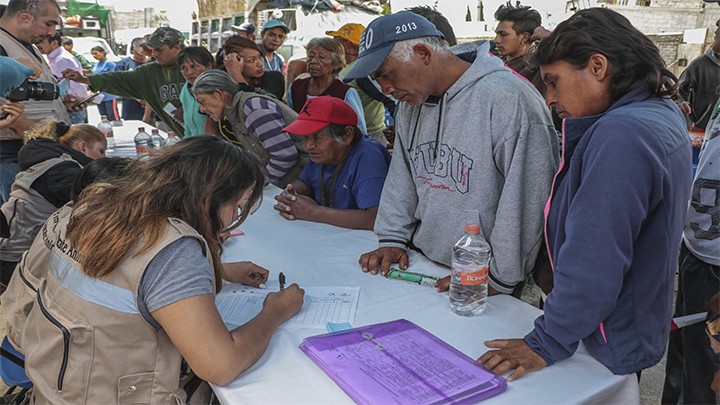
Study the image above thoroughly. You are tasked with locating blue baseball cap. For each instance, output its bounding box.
[343,11,444,82]
[262,19,290,34]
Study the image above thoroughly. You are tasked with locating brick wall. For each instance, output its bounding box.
[608,5,719,34]
[647,33,685,76]
[198,0,245,19]
[604,2,718,76]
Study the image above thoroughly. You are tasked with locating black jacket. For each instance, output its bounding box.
[678,51,720,130]
[18,138,92,208]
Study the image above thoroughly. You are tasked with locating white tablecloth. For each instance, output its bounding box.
[212,186,640,404]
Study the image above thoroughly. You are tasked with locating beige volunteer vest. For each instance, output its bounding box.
[0,154,81,263]
[224,91,309,187]
[0,29,71,140]
[9,205,213,404]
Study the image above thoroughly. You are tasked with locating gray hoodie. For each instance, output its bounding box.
[374,42,559,293]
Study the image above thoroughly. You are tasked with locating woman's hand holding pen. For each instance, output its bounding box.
[264,280,304,323]
[222,261,269,288]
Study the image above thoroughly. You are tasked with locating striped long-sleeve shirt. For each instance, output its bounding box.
[243,97,299,183]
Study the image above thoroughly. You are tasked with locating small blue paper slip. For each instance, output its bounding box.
[299,319,507,405]
[326,322,353,332]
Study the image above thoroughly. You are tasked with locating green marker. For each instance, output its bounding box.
[385,268,438,287]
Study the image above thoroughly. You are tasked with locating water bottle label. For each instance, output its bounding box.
[454,267,488,286]
[135,145,149,155]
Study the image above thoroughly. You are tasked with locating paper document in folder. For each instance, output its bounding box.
[299,319,507,405]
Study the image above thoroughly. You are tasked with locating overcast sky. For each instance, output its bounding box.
[94,0,577,33]
[0,0,584,33]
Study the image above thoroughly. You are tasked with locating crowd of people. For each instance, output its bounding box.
[0,0,718,402]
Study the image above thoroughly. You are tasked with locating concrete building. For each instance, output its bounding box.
[59,0,169,53]
[192,0,246,52]
[192,0,382,55]
[113,8,171,31]
[594,0,718,34]
[593,0,719,76]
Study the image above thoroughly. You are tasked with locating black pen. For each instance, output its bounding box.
[279,272,286,290]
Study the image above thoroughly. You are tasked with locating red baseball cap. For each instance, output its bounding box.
[283,96,358,135]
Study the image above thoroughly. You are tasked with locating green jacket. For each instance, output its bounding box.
[88,62,186,135]
[72,51,93,70]
[340,61,385,135]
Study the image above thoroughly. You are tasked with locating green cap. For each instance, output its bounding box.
[262,19,290,34]
[145,27,184,49]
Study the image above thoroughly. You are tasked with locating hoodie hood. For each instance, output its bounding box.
[706,47,720,67]
[446,42,508,100]
[19,138,92,171]
[406,42,511,156]
[450,39,498,64]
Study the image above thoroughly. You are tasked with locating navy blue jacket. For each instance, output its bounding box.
[524,88,692,374]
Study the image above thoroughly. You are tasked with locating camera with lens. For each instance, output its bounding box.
[5,78,60,102]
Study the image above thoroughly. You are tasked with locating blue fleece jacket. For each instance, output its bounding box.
[524,87,692,374]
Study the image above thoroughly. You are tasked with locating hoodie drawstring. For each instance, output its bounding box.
[407,105,422,154]
[434,93,447,160]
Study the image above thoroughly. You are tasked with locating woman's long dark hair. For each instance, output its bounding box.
[533,8,678,103]
[67,137,264,292]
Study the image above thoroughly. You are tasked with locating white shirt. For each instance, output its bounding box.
[47,46,89,98]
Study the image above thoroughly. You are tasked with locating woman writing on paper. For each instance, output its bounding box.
[2,137,304,403]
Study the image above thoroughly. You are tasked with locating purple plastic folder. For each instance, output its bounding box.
[299,319,507,405]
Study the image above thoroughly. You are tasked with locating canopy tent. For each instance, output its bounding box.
[67,0,111,26]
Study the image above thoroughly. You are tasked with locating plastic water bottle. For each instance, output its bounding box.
[165,131,180,146]
[150,128,166,150]
[134,127,152,157]
[97,115,115,150]
[449,224,491,316]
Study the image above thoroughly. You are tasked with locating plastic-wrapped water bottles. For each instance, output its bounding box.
[449,224,491,316]
[97,115,115,150]
[150,129,166,150]
[165,131,180,146]
[134,127,152,157]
